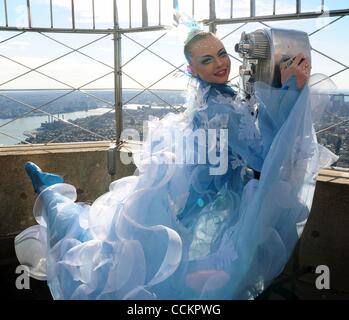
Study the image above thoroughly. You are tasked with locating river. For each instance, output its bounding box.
[0,104,177,146]
[0,107,111,145]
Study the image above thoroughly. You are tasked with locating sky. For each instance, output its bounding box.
[0,0,348,91]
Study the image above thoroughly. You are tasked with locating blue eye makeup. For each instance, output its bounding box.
[219,49,227,56]
[197,48,228,65]
[200,57,213,65]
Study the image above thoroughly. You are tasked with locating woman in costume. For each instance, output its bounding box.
[15,28,337,300]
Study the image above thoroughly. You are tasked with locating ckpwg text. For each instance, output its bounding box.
[171,304,221,315]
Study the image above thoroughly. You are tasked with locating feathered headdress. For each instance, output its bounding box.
[173,9,205,45]
[171,5,206,78]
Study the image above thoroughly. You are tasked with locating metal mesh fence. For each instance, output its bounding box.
[0,0,348,166]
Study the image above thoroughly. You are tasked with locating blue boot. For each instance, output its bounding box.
[25,162,64,194]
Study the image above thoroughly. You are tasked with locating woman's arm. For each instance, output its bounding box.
[255,53,312,164]
[270,52,312,129]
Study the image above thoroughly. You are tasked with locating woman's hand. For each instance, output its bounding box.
[281,53,311,90]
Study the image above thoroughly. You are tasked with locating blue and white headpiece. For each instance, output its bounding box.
[173,9,205,46]
[171,6,207,78]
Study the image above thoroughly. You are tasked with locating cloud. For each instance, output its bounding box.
[0,41,31,52]
[29,0,114,25]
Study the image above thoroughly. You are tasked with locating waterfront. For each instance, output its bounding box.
[0,107,110,145]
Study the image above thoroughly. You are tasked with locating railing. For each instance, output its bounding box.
[0,0,348,166]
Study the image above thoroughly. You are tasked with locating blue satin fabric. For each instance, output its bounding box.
[15,76,337,299]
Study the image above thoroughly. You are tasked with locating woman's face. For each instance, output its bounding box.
[189,35,231,84]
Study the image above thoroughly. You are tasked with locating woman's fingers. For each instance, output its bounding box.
[280,53,311,89]
[295,59,311,89]
[290,53,305,69]
[298,58,311,74]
